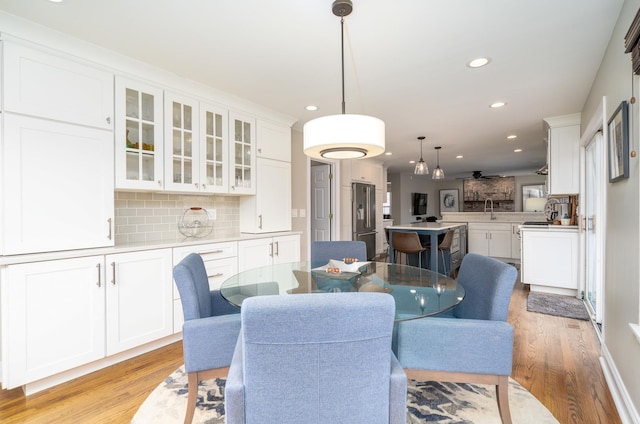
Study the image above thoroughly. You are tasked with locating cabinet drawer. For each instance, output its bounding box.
[467,222,511,231]
[172,242,238,299]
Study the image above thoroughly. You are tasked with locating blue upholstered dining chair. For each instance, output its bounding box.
[225,292,407,424]
[310,240,367,266]
[173,253,242,424]
[394,253,518,424]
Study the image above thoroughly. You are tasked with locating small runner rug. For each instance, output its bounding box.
[527,292,590,320]
[133,366,559,423]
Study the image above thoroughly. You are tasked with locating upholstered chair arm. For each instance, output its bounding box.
[224,335,245,424]
[395,317,514,376]
[389,352,408,424]
[182,314,241,373]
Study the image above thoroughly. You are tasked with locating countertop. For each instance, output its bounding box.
[440,211,546,223]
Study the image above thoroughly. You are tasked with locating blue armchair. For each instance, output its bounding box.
[310,240,367,266]
[173,253,241,424]
[225,292,407,424]
[394,253,518,424]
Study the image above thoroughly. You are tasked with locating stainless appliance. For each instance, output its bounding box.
[352,182,377,260]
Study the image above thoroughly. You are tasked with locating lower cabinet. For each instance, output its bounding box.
[105,249,173,355]
[1,256,106,389]
[467,223,512,258]
[511,223,521,260]
[237,234,300,272]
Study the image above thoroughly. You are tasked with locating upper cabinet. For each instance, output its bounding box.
[115,76,164,190]
[200,102,230,193]
[256,120,291,162]
[164,92,200,192]
[544,113,581,195]
[2,42,113,130]
[229,112,256,195]
[1,41,114,255]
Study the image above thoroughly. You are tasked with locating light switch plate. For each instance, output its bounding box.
[207,209,217,220]
[291,208,298,218]
[299,209,306,218]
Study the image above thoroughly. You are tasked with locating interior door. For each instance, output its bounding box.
[311,162,332,241]
[585,131,604,323]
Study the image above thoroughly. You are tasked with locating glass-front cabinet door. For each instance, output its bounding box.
[200,102,229,193]
[164,92,200,193]
[229,111,256,194]
[115,77,164,190]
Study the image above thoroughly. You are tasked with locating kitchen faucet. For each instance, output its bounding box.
[484,198,495,220]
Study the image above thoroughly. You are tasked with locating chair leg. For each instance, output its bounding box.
[495,375,512,424]
[440,249,447,276]
[185,372,199,424]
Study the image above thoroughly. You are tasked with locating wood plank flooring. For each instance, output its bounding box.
[0,281,621,423]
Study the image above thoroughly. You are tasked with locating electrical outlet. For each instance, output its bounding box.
[207,209,217,220]
[291,208,298,218]
[299,209,306,218]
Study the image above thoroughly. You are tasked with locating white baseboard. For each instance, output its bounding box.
[600,344,640,424]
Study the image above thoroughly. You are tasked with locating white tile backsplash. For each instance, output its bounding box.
[114,191,239,243]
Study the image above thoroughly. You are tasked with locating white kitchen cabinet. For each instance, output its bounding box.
[2,114,114,255]
[1,256,106,389]
[521,227,579,295]
[256,120,291,162]
[467,222,511,258]
[229,112,256,194]
[172,242,238,332]
[164,92,200,192]
[115,76,164,190]
[105,249,173,355]
[544,113,580,195]
[200,102,230,193]
[511,223,522,260]
[240,158,291,233]
[237,234,300,272]
[2,41,113,130]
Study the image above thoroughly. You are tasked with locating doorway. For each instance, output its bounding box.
[310,160,334,242]
[584,131,605,325]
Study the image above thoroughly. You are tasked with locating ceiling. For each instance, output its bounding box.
[0,0,625,179]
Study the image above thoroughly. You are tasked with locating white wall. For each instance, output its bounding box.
[582,0,640,420]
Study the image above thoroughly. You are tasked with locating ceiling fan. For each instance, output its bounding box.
[457,171,501,180]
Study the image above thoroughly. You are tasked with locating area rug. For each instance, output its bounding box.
[132,366,559,423]
[527,292,590,320]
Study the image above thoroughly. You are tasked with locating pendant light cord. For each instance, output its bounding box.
[340,16,346,114]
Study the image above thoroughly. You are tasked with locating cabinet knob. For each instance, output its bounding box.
[157,180,162,186]
[106,117,111,124]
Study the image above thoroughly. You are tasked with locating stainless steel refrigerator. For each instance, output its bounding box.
[352,182,376,260]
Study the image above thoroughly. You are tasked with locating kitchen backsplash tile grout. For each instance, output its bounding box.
[114,191,240,243]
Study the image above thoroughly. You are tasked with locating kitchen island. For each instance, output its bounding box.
[386,222,466,275]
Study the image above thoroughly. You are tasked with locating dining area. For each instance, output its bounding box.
[171,240,519,424]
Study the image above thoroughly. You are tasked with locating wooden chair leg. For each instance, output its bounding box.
[184,372,199,424]
[495,375,512,424]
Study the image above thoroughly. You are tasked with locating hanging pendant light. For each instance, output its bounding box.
[303,0,385,160]
[432,146,445,179]
[414,136,429,175]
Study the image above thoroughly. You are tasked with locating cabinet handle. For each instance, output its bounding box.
[231,185,236,191]
[258,214,263,229]
[107,218,112,240]
[157,180,162,186]
[195,182,199,188]
[200,249,224,255]
[208,272,224,278]
[274,241,279,256]
[106,117,111,124]
[202,184,206,190]
[269,242,274,257]
[111,262,116,285]
[96,263,101,287]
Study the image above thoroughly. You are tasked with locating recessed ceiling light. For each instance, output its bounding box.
[490,102,506,108]
[385,152,392,156]
[48,0,63,2]
[514,149,522,152]
[456,155,463,159]
[507,134,517,139]
[305,105,318,111]
[409,160,416,164]
[467,57,491,68]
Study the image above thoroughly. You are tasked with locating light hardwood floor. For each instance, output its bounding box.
[0,280,621,423]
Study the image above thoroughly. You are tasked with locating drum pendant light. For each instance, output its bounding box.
[303,0,385,160]
[432,146,445,179]
[414,136,429,175]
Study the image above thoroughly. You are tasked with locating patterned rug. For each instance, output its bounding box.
[527,292,590,320]
[133,366,559,423]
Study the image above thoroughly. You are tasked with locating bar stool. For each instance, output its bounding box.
[434,229,455,276]
[391,231,428,268]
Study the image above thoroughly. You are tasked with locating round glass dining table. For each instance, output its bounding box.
[220,261,465,322]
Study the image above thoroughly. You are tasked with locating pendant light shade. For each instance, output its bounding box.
[303,0,385,160]
[432,146,445,179]
[414,136,429,175]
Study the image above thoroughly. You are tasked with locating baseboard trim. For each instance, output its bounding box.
[600,344,640,424]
